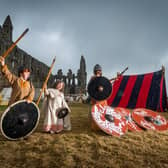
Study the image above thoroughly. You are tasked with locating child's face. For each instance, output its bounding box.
[95,70,102,77]
[21,71,30,80]
[56,82,64,91]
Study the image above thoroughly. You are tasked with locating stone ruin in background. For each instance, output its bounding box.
[0,15,87,101]
[55,55,87,96]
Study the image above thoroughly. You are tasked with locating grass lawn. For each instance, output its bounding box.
[0,103,168,168]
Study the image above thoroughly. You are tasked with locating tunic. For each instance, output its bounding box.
[42,88,71,133]
[1,65,35,105]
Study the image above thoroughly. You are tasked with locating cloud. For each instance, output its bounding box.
[16,29,80,74]
[1,0,168,85]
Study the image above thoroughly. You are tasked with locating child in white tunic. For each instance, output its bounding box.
[42,80,71,133]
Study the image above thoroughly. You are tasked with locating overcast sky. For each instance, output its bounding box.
[0,0,168,85]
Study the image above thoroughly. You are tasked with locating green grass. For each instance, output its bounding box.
[0,104,168,168]
[0,105,8,112]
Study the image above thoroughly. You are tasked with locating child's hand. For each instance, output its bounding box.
[26,99,31,104]
[0,56,5,66]
[44,84,47,90]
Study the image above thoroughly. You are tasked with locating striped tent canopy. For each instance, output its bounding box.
[107,69,167,112]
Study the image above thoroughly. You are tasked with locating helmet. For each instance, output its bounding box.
[93,64,102,74]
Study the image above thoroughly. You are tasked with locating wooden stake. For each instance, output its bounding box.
[36,56,56,105]
[2,28,29,58]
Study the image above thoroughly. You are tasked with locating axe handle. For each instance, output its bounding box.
[2,28,29,58]
[120,67,128,75]
[36,56,56,106]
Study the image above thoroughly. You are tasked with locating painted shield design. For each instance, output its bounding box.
[114,107,142,131]
[91,104,127,136]
[0,100,40,140]
[132,108,168,131]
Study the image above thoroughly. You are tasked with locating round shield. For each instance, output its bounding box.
[91,104,127,136]
[114,107,142,132]
[0,100,40,140]
[57,107,69,119]
[87,76,112,101]
[132,108,168,131]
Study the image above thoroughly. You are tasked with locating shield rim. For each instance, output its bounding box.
[88,76,112,101]
[0,100,40,140]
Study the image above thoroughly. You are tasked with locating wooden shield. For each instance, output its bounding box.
[57,107,69,119]
[0,100,40,140]
[91,104,127,136]
[114,107,142,132]
[88,76,112,101]
[132,108,168,131]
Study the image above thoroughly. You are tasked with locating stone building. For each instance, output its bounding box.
[0,15,87,96]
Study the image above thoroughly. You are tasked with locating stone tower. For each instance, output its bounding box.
[2,15,13,42]
[77,55,87,94]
